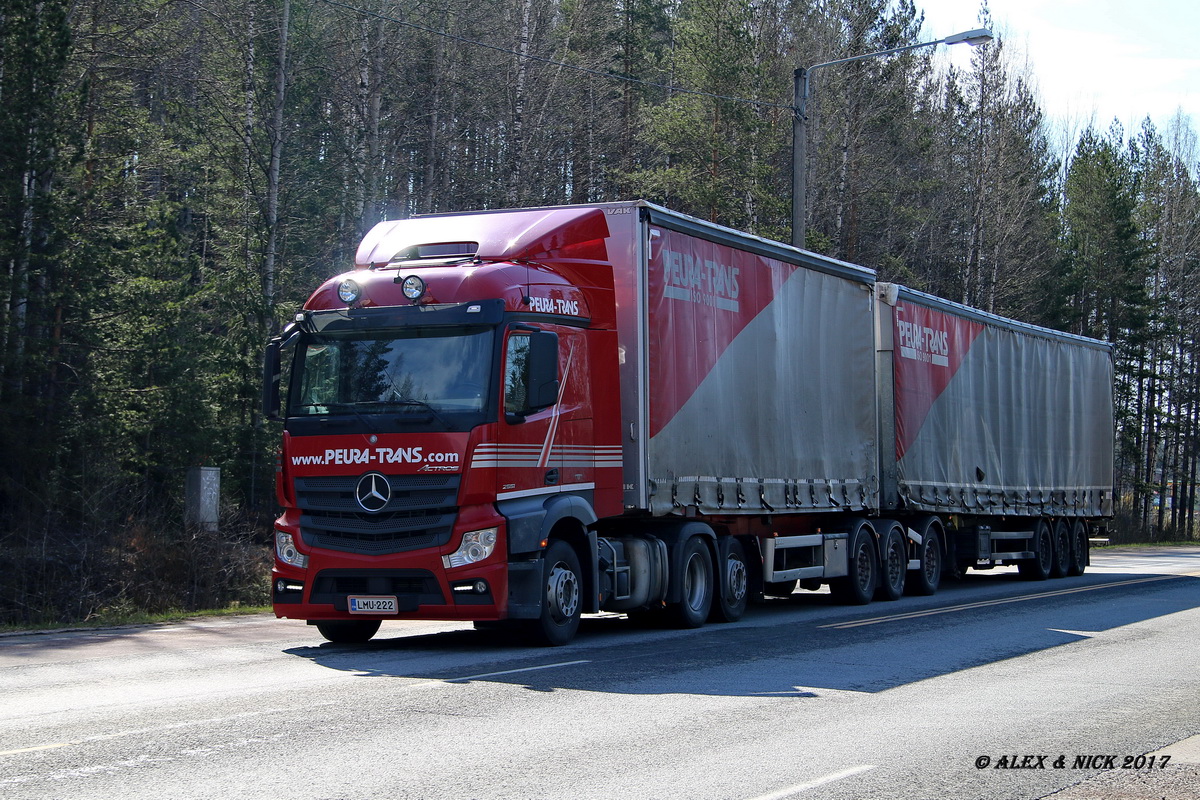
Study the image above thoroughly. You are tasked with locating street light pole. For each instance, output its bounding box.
[791,28,993,249]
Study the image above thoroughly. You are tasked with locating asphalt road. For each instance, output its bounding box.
[2,546,1199,800]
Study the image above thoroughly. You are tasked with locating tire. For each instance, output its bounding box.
[1019,519,1053,581]
[710,538,749,623]
[875,523,906,601]
[831,521,876,605]
[1051,519,1071,578]
[763,579,798,598]
[1067,519,1089,576]
[907,520,942,596]
[524,539,582,646]
[669,536,713,628]
[315,619,381,644]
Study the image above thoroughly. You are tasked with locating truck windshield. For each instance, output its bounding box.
[289,326,493,427]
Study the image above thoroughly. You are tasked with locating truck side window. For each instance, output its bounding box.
[504,333,530,414]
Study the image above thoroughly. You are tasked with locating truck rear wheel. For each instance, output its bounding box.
[1019,520,1053,581]
[831,522,876,605]
[907,519,942,596]
[1067,520,1089,576]
[710,538,748,623]
[1051,519,1071,578]
[315,619,381,644]
[875,523,906,601]
[669,536,713,628]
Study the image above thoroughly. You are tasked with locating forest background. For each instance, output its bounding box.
[3,0,1198,625]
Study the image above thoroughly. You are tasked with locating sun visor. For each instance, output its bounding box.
[354,207,610,268]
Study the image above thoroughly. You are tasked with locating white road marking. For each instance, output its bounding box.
[820,574,1195,630]
[745,765,877,800]
[1,661,593,760]
[400,659,592,690]
[0,710,279,758]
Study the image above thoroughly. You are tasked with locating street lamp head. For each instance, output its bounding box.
[942,28,994,47]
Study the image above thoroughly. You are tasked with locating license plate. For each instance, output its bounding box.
[348,595,397,614]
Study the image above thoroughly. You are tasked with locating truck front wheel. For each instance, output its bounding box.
[315,619,381,644]
[527,539,583,646]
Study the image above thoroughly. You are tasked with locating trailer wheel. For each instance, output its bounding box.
[1019,520,1053,581]
[315,620,381,644]
[525,539,582,646]
[669,536,713,628]
[907,522,942,596]
[831,522,876,605]
[1068,520,1089,576]
[875,523,906,601]
[1051,519,1071,578]
[710,538,749,623]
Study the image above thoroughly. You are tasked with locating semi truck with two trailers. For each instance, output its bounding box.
[263,200,1114,645]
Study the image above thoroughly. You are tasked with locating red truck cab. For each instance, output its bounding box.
[264,207,623,644]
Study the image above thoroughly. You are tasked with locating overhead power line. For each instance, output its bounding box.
[316,0,795,112]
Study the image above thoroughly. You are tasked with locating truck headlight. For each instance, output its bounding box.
[275,530,309,568]
[442,527,498,569]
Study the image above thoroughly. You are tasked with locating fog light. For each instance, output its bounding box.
[338,278,362,304]
[275,530,309,569]
[442,527,498,568]
[451,579,491,595]
[399,275,426,301]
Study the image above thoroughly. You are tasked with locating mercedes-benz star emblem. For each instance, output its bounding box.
[355,472,391,513]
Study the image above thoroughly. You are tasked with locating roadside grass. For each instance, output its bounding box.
[0,603,273,635]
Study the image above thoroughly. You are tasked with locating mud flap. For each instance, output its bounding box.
[506,560,543,619]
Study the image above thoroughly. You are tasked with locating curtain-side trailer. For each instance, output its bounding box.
[264,200,1114,645]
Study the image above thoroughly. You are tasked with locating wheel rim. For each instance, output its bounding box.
[1038,527,1053,570]
[924,537,940,583]
[546,561,579,623]
[683,552,709,612]
[855,541,874,592]
[726,555,748,604]
[886,538,904,587]
[1056,524,1069,565]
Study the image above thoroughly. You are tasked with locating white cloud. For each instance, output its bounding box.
[918,0,1200,133]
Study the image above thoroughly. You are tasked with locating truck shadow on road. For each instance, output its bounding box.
[282,567,1200,698]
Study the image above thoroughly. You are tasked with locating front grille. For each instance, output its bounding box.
[296,474,459,555]
[309,569,445,610]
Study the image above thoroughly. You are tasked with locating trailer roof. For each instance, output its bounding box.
[639,201,877,286]
[892,284,1112,352]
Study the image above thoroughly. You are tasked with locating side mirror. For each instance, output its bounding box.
[262,324,299,421]
[505,329,559,422]
[526,330,560,412]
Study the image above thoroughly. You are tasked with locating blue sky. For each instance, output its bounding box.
[917,0,1200,136]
